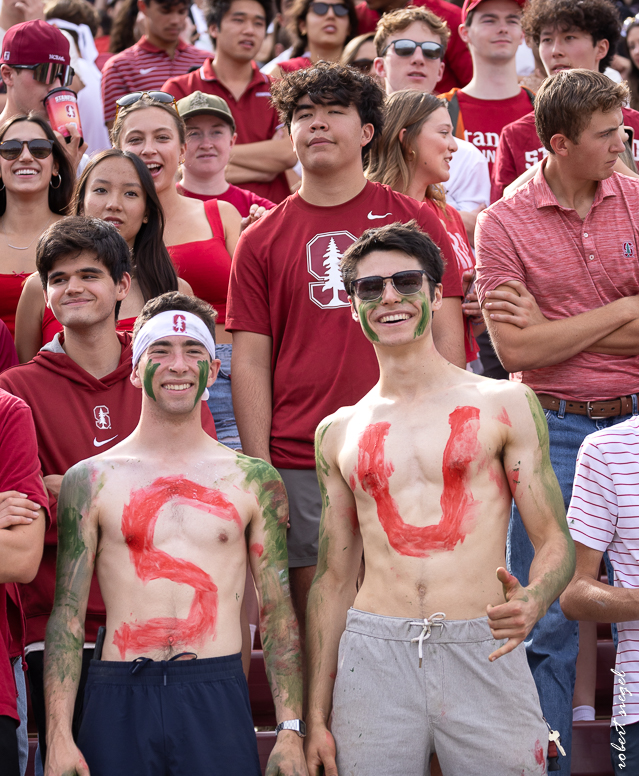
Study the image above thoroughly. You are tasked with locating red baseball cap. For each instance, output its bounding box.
[462,0,526,23]
[1,20,70,67]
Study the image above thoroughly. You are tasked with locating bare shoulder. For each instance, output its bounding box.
[316,404,358,454]
[177,277,194,296]
[59,457,107,510]
[234,452,285,494]
[217,199,241,221]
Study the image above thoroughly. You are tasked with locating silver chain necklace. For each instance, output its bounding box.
[4,217,54,250]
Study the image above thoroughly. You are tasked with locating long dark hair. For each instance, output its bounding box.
[0,114,74,216]
[288,0,358,59]
[74,149,179,302]
[109,0,140,53]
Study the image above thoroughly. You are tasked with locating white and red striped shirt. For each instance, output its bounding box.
[101,36,208,123]
[568,415,639,726]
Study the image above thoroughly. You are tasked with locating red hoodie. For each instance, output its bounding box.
[0,332,217,644]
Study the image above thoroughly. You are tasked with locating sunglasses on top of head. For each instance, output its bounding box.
[350,270,435,302]
[11,62,74,87]
[381,39,444,60]
[0,138,54,161]
[114,91,179,121]
[310,2,350,16]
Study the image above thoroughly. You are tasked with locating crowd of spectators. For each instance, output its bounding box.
[0,0,639,773]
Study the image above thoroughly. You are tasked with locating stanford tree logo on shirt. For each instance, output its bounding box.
[94,405,111,430]
[307,231,354,309]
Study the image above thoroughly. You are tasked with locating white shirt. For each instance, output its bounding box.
[445,137,491,212]
[568,415,639,726]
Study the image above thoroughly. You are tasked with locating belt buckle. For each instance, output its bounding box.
[586,401,606,420]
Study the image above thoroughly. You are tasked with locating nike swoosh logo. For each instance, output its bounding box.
[367,211,393,220]
[93,435,118,447]
[139,67,156,75]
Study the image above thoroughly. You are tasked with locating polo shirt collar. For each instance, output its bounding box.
[200,58,268,88]
[532,156,617,210]
[137,35,189,54]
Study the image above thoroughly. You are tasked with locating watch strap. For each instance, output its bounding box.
[275,719,306,737]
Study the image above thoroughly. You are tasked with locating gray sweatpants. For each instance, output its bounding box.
[331,609,548,776]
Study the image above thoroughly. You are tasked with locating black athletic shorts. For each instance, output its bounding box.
[77,652,261,776]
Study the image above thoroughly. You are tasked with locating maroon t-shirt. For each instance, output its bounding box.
[355,0,472,93]
[226,181,462,469]
[442,88,534,179]
[494,107,639,200]
[176,182,275,218]
[0,334,217,645]
[163,61,290,204]
[0,390,48,721]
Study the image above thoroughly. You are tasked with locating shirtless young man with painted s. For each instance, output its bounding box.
[305,222,576,776]
[44,292,307,776]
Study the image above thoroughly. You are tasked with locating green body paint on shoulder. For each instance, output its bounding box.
[525,390,549,450]
[194,360,209,409]
[143,360,160,401]
[413,293,430,339]
[358,301,380,343]
[238,456,288,563]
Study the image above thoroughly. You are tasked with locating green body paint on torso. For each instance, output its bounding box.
[143,360,160,401]
[194,360,209,409]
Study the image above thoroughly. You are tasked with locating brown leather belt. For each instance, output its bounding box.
[536,393,638,419]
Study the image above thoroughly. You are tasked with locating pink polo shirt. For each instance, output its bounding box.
[475,160,639,401]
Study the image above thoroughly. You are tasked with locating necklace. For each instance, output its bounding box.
[3,217,55,250]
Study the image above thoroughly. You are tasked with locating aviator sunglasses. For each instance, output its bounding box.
[11,62,74,87]
[351,270,435,301]
[381,39,444,60]
[310,2,350,16]
[0,138,54,160]
[115,91,179,121]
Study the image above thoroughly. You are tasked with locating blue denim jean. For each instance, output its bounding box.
[13,658,27,776]
[206,344,240,449]
[508,407,634,776]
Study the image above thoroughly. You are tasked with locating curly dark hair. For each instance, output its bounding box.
[205,0,273,30]
[522,0,620,72]
[270,61,384,154]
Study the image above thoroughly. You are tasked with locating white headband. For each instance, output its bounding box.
[132,310,216,402]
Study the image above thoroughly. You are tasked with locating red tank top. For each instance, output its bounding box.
[41,308,137,346]
[0,273,29,338]
[279,57,312,73]
[167,200,231,323]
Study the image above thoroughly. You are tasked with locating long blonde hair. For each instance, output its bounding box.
[366,90,448,211]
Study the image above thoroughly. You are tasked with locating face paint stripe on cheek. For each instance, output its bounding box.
[143,359,160,401]
[194,359,209,408]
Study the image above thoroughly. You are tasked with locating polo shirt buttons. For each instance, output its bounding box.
[589,254,594,260]
[584,232,589,237]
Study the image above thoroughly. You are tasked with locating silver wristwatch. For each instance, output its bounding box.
[275,719,306,737]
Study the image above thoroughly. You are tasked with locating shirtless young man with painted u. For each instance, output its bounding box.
[43,292,307,776]
[305,222,576,776]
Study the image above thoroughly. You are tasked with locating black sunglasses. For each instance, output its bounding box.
[351,270,435,301]
[349,58,374,72]
[0,139,54,160]
[12,62,74,87]
[310,2,350,16]
[115,91,179,120]
[381,39,444,60]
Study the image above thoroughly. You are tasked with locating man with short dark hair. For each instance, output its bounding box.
[227,62,464,648]
[0,217,216,769]
[476,68,639,775]
[493,0,639,196]
[163,0,296,203]
[441,0,533,183]
[44,291,306,776]
[101,0,208,127]
[305,219,574,776]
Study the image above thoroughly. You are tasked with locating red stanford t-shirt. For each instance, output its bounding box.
[494,107,639,200]
[226,181,462,469]
[442,88,534,179]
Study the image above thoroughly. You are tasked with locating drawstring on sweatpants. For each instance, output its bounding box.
[409,613,446,667]
[129,652,198,684]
